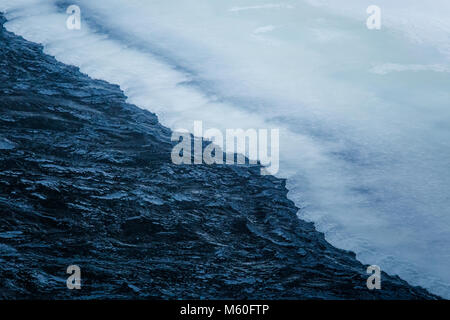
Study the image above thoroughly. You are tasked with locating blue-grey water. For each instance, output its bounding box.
[1,0,449,297]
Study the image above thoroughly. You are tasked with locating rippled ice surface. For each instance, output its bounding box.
[1,0,450,297]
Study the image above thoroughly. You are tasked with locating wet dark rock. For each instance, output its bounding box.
[0,14,439,299]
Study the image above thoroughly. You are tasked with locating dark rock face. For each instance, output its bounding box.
[0,14,439,299]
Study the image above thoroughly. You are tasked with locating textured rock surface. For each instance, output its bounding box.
[0,14,439,299]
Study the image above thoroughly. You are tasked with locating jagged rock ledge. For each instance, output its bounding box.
[0,14,439,299]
